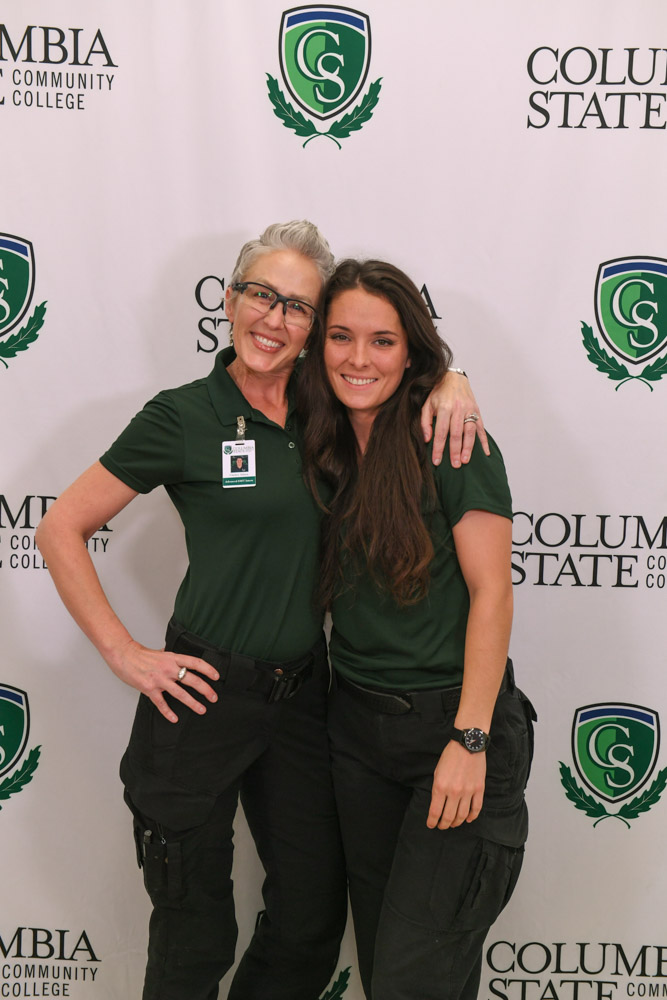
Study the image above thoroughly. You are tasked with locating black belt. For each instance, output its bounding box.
[336,660,513,717]
[165,618,318,703]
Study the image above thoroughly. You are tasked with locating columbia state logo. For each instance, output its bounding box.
[0,685,41,811]
[581,257,667,389]
[267,5,382,148]
[559,703,667,827]
[0,234,47,370]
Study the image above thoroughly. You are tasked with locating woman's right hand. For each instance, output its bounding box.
[427,739,486,829]
[108,640,220,723]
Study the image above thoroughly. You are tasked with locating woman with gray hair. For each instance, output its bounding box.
[35,221,486,1000]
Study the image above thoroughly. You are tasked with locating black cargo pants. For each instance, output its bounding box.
[328,662,535,1000]
[121,625,347,1000]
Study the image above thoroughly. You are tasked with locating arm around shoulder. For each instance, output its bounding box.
[420,370,491,468]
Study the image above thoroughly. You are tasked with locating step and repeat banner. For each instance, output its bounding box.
[2,2,667,997]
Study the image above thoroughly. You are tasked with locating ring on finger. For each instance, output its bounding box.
[177,666,187,681]
[463,413,479,424]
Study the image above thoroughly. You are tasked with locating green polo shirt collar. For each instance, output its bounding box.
[206,346,298,429]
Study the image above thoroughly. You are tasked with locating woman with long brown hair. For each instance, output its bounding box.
[301,259,535,1000]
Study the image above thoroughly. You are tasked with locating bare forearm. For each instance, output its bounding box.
[36,515,133,666]
[454,587,513,733]
[36,462,220,722]
[37,507,219,722]
[427,587,512,829]
[428,510,513,829]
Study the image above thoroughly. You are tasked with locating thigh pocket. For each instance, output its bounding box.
[133,820,185,908]
[431,838,524,933]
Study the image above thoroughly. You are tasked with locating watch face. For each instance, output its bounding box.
[463,728,488,752]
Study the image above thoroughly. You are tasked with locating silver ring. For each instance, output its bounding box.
[463,413,479,425]
[177,666,187,682]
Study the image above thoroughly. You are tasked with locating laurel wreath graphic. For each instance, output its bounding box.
[320,967,351,999]
[0,302,47,369]
[267,75,382,149]
[581,322,667,391]
[559,761,667,828]
[0,746,41,809]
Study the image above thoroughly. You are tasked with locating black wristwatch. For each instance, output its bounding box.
[451,727,491,753]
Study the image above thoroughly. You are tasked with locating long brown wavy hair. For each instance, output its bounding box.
[299,259,452,607]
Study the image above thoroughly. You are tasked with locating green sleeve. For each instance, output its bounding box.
[99,390,184,494]
[432,432,513,527]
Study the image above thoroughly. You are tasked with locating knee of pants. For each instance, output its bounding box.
[251,903,346,960]
[252,875,348,957]
[372,928,485,1000]
[437,839,524,934]
[384,833,524,935]
[372,841,523,1000]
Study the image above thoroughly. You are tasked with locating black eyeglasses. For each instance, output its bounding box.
[232,281,317,331]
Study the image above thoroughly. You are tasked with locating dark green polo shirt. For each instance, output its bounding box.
[329,434,512,690]
[100,348,323,661]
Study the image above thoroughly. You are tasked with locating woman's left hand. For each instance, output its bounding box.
[426,740,486,829]
[421,371,490,468]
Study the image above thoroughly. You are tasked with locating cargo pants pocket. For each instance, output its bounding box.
[128,797,185,907]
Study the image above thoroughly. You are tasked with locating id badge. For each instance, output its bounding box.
[222,440,256,488]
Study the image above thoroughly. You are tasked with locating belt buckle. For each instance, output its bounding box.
[385,691,412,714]
[344,677,412,714]
[268,670,299,703]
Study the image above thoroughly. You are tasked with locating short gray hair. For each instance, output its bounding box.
[230,220,335,288]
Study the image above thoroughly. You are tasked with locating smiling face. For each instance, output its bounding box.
[324,286,411,426]
[225,249,323,379]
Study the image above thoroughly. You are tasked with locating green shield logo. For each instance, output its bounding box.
[0,686,30,779]
[0,235,35,338]
[595,257,667,365]
[279,6,371,120]
[572,703,660,804]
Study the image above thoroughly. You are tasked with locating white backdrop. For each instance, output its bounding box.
[2,3,667,998]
